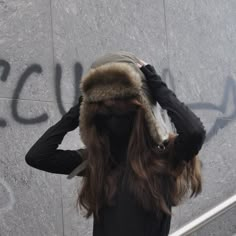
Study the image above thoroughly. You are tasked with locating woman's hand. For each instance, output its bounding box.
[136,58,164,86]
[137,61,168,102]
[136,59,148,68]
[61,96,83,131]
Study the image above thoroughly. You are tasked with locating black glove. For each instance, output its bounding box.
[140,64,168,101]
[61,96,83,131]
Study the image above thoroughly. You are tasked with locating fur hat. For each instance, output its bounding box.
[67,51,171,179]
[79,51,169,144]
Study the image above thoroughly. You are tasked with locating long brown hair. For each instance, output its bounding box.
[76,98,202,220]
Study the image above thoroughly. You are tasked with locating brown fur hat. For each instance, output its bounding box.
[79,51,169,146]
[67,51,171,179]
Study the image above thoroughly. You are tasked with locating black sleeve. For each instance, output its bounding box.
[25,104,85,176]
[140,65,206,162]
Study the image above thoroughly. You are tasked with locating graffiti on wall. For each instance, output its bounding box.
[0,59,83,127]
[1,59,236,143]
[163,69,236,142]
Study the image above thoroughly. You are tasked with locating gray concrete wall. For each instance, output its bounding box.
[191,206,236,236]
[0,0,235,235]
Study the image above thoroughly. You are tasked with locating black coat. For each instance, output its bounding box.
[25,65,206,236]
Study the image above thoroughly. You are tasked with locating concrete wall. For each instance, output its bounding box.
[191,206,236,236]
[0,0,235,235]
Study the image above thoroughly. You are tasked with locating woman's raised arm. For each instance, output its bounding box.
[140,65,206,163]
[25,100,85,176]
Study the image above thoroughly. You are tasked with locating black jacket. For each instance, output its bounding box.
[25,65,206,236]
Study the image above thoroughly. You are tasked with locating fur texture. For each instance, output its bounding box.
[80,63,142,102]
[79,60,169,147]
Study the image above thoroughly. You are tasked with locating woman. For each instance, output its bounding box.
[25,52,206,236]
